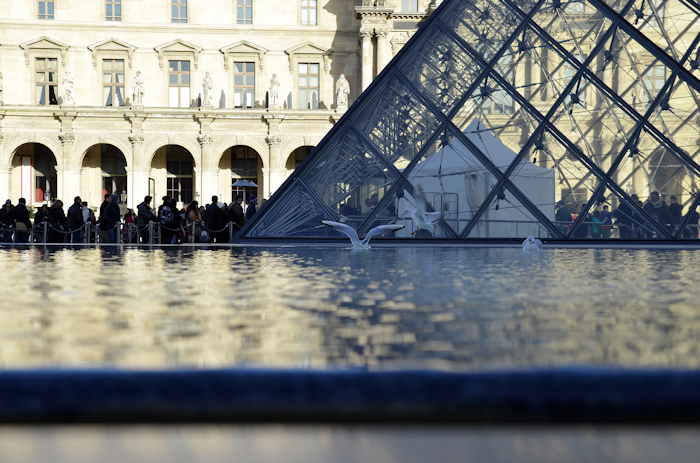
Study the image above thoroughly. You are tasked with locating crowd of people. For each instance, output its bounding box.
[555,191,700,239]
[0,194,258,244]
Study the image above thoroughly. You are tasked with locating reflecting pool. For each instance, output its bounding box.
[0,246,699,370]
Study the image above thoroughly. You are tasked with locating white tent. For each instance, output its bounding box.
[396,121,555,238]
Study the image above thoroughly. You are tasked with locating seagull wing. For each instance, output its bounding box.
[321,220,361,246]
[364,224,405,244]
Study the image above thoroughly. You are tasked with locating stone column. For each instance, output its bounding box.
[360,30,374,91]
[198,134,218,205]
[129,134,147,210]
[376,29,390,75]
[265,136,282,199]
[0,167,9,202]
[59,133,79,208]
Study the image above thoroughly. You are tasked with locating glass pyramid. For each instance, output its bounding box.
[243,0,700,240]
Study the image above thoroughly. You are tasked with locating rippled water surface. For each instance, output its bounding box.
[0,246,699,370]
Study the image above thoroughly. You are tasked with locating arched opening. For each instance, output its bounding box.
[151,145,196,208]
[80,144,128,208]
[218,146,263,206]
[10,143,58,205]
[286,146,313,172]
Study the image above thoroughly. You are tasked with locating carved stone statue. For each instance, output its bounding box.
[202,72,214,108]
[336,74,350,111]
[132,70,144,107]
[62,71,75,106]
[269,74,281,109]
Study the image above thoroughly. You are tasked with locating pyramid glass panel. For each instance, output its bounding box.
[241,0,700,241]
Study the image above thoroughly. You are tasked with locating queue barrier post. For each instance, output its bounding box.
[43,222,48,245]
[229,222,234,243]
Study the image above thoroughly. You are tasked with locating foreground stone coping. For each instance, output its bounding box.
[1,367,700,424]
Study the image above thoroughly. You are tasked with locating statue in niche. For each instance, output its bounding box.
[62,72,75,106]
[132,70,144,107]
[336,74,350,111]
[269,74,281,108]
[202,72,214,108]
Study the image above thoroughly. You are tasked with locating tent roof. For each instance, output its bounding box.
[410,120,552,178]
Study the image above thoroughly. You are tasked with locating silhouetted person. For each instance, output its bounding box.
[13,198,31,244]
[137,195,156,243]
[0,200,14,243]
[99,194,121,243]
[643,191,670,237]
[228,196,245,234]
[47,200,68,243]
[67,196,84,243]
[668,195,682,232]
[683,206,699,239]
[245,197,257,221]
[206,196,228,243]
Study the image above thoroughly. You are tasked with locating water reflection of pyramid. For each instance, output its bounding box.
[243,0,700,240]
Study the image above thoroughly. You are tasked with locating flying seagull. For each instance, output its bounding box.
[322,221,404,249]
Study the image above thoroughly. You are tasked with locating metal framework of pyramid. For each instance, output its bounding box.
[242,0,700,240]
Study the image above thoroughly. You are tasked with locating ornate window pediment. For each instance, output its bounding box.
[154,39,203,69]
[285,41,331,72]
[20,36,69,66]
[87,38,136,68]
[220,40,268,71]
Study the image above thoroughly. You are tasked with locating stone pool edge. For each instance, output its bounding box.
[0,367,699,424]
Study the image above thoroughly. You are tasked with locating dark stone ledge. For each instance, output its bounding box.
[1,367,700,424]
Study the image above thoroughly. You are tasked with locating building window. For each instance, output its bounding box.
[298,62,320,109]
[103,59,125,106]
[233,62,255,108]
[171,0,187,23]
[483,54,514,114]
[642,63,666,101]
[166,148,194,204]
[38,0,55,19]
[168,60,191,108]
[300,0,317,25]
[236,0,253,24]
[35,58,58,105]
[402,0,418,12]
[105,0,121,20]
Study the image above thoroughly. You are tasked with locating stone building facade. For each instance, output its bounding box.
[0,0,434,210]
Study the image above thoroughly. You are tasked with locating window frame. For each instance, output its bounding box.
[34,57,59,106]
[37,0,55,20]
[236,0,253,24]
[233,61,256,108]
[171,0,188,24]
[166,147,194,205]
[299,0,318,26]
[297,62,321,110]
[168,59,192,108]
[105,0,122,21]
[102,58,126,107]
